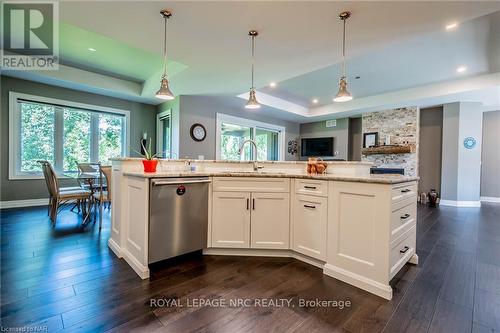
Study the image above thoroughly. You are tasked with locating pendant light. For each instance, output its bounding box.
[155,9,175,100]
[333,11,353,103]
[245,30,261,109]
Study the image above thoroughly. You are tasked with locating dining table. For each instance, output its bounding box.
[63,171,101,225]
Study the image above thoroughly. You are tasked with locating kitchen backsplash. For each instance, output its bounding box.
[361,107,419,177]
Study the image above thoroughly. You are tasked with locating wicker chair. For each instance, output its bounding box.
[39,161,92,225]
[93,165,112,229]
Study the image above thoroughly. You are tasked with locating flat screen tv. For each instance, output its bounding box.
[301,137,334,157]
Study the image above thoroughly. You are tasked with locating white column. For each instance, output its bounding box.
[440,102,483,207]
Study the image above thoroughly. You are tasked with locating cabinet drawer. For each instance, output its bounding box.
[295,179,328,197]
[212,177,289,193]
[392,182,417,203]
[389,225,416,279]
[390,198,417,241]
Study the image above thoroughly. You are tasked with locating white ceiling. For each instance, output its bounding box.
[261,11,499,107]
[58,1,500,95]
[2,1,500,121]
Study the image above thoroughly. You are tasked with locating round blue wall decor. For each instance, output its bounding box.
[463,137,476,149]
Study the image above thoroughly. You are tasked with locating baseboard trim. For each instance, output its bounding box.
[203,248,325,269]
[480,196,500,203]
[439,200,481,207]
[107,238,123,258]
[122,249,149,280]
[323,263,393,300]
[0,198,49,209]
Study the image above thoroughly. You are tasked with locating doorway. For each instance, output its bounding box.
[418,106,443,195]
[156,110,172,158]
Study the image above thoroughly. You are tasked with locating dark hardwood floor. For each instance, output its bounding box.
[1,202,499,332]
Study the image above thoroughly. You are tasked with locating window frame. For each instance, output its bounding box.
[9,91,131,180]
[215,113,286,161]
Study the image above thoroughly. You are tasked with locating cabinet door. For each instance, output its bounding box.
[212,191,251,248]
[292,194,327,260]
[250,192,290,249]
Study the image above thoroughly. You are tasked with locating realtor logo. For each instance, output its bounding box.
[1,1,59,70]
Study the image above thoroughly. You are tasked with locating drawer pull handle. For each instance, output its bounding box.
[304,186,317,190]
[400,246,410,254]
[246,198,249,210]
[400,214,410,220]
[252,198,255,210]
[400,189,411,193]
[304,204,316,209]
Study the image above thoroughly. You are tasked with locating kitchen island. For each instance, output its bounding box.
[109,158,418,300]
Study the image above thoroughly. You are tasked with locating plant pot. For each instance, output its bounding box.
[142,159,158,173]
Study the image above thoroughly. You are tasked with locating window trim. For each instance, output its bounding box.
[215,113,286,161]
[9,91,131,180]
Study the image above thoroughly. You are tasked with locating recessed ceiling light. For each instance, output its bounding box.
[446,22,458,30]
[312,98,319,104]
[88,48,96,52]
[456,66,467,73]
[269,82,277,88]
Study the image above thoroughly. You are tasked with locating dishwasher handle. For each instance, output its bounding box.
[152,179,211,186]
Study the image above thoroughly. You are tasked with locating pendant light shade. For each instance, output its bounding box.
[156,10,175,100]
[245,30,261,109]
[155,77,175,100]
[245,88,261,109]
[334,11,353,103]
[333,77,352,102]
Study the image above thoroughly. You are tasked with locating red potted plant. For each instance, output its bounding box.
[135,138,159,173]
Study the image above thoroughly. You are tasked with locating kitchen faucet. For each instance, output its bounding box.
[238,139,263,171]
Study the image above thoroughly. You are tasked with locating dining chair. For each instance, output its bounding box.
[37,160,83,215]
[77,162,102,190]
[39,161,92,225]
[93,165,112,229]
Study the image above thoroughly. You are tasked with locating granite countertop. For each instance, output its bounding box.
[123,171,418,184]
[110,157,373,166]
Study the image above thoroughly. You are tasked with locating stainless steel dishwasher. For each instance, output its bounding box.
[149,177,210,264]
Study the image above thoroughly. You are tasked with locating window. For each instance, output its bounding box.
[9,92,130,179]
[216,113,285,161]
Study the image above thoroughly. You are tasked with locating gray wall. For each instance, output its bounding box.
[419,106,443,195]
[1,76,157,201]
[441,103,460,200]
[299,118,349,160]
[175,96,300,161]
[481,110,500,198]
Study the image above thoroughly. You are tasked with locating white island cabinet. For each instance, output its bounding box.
[211,177,290,250]
[291,179,328,261]
[110,158,418,300]
[324,180,418,299]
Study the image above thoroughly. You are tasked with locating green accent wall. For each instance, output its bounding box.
[58,22,188,82]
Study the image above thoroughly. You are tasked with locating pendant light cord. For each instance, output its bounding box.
[341,17,346,79]
[251,35,255,89]
[162,16,168,78]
